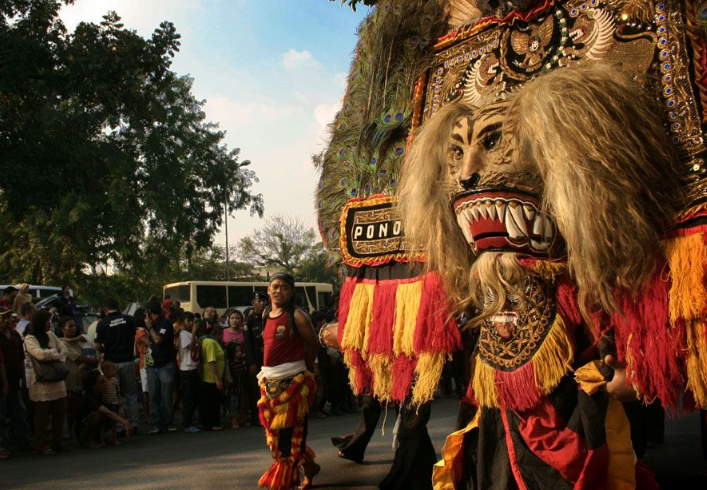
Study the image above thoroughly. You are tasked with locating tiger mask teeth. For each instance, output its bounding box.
[452,189,560,256]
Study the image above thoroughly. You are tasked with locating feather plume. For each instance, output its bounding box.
[314,0,449,248]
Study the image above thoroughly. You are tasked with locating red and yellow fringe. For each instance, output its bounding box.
[470,313,574,411]
[337,271,461,404]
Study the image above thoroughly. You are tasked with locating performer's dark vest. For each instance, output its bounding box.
[262,307,305,368]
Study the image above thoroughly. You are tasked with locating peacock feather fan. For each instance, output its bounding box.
[315,0,449,251]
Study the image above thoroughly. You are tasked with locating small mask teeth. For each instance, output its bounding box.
[486,201,496,220]
[505,206,525,239]
[509,202,527,236]
[478,202,488,219]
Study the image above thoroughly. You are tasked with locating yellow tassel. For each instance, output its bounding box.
[686,319,707,407]
[298,398,308,419]
[532,314,574,395]
[411,352,445,406]
[341,283,375,351]
[393,280,423,356]
[664,233,707,323]
[472,357,499,409]
[343,351,358,390]
[271,412,287,430]
[529,260,567,282]
[368,353,393,402]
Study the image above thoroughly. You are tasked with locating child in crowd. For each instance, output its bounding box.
[134,308,151,424]
[100,360,122,445]
[226,341,249,428]
[75,370,133,448]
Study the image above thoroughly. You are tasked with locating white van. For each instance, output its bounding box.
[0,284,71,300]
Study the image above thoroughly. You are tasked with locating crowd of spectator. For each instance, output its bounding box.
[0,287,360,459]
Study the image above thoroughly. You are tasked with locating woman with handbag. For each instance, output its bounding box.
[24,310,69,455]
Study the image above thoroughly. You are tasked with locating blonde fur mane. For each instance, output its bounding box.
[399,64,683,321]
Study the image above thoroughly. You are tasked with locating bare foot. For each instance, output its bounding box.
[298,461,321,490]
[106,440,122,446]
[87,441,105,449]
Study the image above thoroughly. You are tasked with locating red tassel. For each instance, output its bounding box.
[337,277,358,344]
[556,277,582,328]
[347,349,371,393]
[367,281,398,355]
[612,267,683,408]
[413,272,461,353]
[390,355,417,402]
[495,361,542,411]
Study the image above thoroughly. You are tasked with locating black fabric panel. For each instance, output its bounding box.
[379,401,436,490]
[565,390,609,450]
[547,376,579,425]
[347,261,426,281]
[462,408,518,490]
[506,411,575,490]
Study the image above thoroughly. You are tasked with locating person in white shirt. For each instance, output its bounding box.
[177,311,200,432]
[15,303,35,337]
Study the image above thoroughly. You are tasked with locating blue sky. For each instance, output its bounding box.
[60,0,369,248]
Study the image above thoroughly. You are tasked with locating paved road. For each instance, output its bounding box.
[3,397,706,490]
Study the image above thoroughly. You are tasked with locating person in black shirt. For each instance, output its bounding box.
[59,286,76,316]
[94,298,139,430]
[75,370,133,447]
[244,292,267,426]
[145,299,177,435]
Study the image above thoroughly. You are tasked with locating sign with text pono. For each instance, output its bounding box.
[339,195,424,267]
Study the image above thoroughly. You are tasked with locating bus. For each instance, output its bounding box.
[162,280,334,316]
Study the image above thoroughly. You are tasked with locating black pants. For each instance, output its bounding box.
[379,402,436,490]
[333,394,382,461]
[200,382,221,430]
[181,370,200,428]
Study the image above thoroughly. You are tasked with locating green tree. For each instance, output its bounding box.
[0,0,263,299]
[239,215,340,286]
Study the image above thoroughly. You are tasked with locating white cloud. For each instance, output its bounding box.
[203,95,301,131]
[282,49,321,71]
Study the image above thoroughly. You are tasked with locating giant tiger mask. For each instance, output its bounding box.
[320,1,707,488]
[399,64,702,488]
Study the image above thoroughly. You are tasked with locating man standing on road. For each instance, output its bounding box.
[145,299,177,435]
[94,299,139,432]
[0,307,32,457]
[257,273,320,490]
[245,291,267,425]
